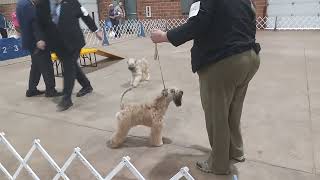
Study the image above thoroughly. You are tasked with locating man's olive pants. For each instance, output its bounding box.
[198,49,260,174]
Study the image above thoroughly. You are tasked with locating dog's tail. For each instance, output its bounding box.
[120,87,133,109]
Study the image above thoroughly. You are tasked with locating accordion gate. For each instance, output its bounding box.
[0,132,195,180]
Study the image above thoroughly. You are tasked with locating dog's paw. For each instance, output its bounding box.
[107,139,121,149]
[151,143,163,147]
[149,140,163,147]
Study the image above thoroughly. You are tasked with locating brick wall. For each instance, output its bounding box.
[0,3,17,20]
[253,0,267,17]
[98,0,185,20]
[98,0,268,21]
[0,0,268,22]
[137,0,185,19]
[98,0,115,21]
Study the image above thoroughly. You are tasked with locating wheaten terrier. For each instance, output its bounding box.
[127,58,150,87]
[110,88,183,148]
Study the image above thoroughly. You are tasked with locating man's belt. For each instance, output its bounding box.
[253,43,261,54]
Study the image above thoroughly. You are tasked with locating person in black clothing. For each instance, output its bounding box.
[151,0,260,175]
[16,0,62,97]
[36,0,103,111]
[0,13,8,38]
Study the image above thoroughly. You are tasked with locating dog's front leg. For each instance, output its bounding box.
[132,74,142,87]
[110,115,131,148]
[145,68,150,81]
[130,76,134,86]
[150,124,163,147]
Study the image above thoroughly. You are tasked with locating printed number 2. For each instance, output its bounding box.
[2,47,7,54]
[14,45,19,52]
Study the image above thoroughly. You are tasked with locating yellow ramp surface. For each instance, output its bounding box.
[51,48,124,61]
[95,49,124,60]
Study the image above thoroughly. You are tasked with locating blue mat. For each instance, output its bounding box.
[0,38,30,61]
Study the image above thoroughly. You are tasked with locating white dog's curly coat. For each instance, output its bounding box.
[127,58,150,87]
[110,88,183,148]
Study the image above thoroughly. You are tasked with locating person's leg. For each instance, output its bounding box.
[0,28,8,38]
[114,21,120,38]
[198,63,235,174]
[75,63,90,87]
[26,52,44,97]
[75,62,93,97]
[34,49,59,96]
[229,50,260,160]
[197,50,260,174]
[228,84,248,160]
[56,50,79,111]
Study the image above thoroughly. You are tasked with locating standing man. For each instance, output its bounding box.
[16,0,62,97]
[115,2,125,24]
[0,12,8,38]
[36,0,103,111]
[108,3,120,38]
[151,0,260,175]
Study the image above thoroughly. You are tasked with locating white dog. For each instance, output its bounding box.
[127,58,150,87]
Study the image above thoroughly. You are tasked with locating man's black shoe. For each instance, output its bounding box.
[45,90,64,97]
[76,86,93,97]
[26,89,45,97]
[57,99,73,112]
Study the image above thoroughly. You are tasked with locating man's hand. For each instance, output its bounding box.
[36,40,46,50]
[95,31,103,41]
[151,30,168,43]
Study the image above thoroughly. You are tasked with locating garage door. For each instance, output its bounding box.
[267,0,320,29]
[268,0,320,16]
[79,0,99,28]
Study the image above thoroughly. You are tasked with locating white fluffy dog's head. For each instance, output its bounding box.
[127,58,137,71]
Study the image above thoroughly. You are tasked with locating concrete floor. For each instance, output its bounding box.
[0,31,319,180]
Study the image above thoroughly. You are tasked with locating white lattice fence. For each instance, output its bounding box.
[256,16,320,30]
[4,21,17,38]
[92,16,320,46]
[0,132,195,180]
[4,16,320,47]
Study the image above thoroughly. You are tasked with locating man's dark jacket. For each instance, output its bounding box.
[36,0,98,53]
[167,0,260,73]
[16,0,45,51]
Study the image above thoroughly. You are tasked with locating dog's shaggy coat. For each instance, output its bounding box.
[110,88,183,148]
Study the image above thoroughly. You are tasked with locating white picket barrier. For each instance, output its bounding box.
[0,132,195,180]
[4,16,320,47]
[170,167,195,180]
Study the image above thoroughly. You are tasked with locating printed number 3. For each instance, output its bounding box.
[14,45,19,52]
[2,47,7,54]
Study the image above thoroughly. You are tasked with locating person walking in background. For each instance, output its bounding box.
[16,0,62,98]
[108,3,120,38]
[115,2,125,24]
[36,0,103,111]
[0,12,8,38]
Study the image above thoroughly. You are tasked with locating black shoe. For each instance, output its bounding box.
[45,90,64,97]
[57,99,73,112]
[26,89,45,97]
[76,86,93,97]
